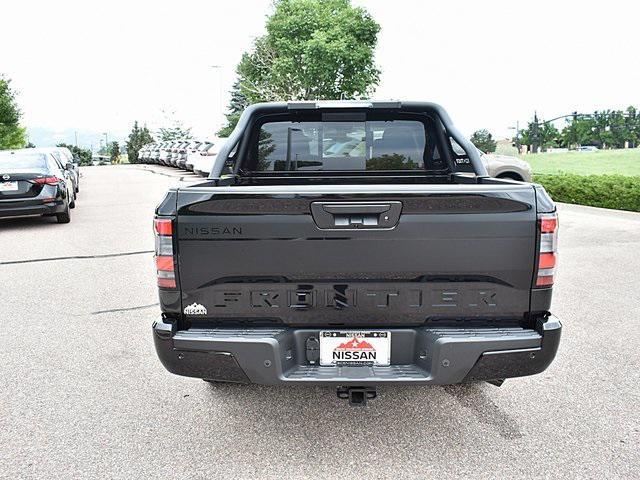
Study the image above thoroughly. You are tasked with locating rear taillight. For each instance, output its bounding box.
[536,212,558,287]
[154,218,176,289]
[31,176,60,185]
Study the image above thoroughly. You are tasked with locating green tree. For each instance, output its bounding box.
[218,80,249,137]
[219,0,381,134]
[157,112,192,141]
[560,108,640,149]
[110,141,120,163]
[470,129,497,153]
[126,121,154,164]
[0,75,27,149]
[625,106,639,147]
[57,143,92,166]
[520,115,560,152]
[561,115,596,148]
[157,124,192,141]
[366,153,418,170]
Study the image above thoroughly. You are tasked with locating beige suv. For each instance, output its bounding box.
[479,150,533,182]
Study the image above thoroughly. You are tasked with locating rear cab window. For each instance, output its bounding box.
[237,111,453,179]
[256,120,427,172]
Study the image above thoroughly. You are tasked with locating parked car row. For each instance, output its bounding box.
[0,147,81,224]
[137,139,224,177]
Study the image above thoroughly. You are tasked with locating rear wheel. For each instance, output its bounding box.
[56,200,71,223]
[497,172,524,181]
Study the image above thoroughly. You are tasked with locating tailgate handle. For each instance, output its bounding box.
[311,201,402,230]
[322,204,391,215]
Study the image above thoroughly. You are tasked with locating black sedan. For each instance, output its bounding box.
[0,150,74,223]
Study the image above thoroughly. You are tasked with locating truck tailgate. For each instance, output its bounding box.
[175,184,537,326]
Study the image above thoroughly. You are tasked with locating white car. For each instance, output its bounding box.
[576,146,599,152]
[185,140,214,171]
[139,144,154,163]
[159,141,177,166]
[178,140,203,170]
[192,153,215,177]
[192,140,224,177]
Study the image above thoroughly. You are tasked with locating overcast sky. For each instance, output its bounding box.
[2,0,639,146]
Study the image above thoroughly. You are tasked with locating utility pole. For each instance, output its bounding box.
[103,132,108,149]
[74,131,78,147]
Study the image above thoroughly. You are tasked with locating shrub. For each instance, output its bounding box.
[534,174,640,212]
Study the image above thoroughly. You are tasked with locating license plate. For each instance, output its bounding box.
[319,331,391,366]
[0,181,18,192]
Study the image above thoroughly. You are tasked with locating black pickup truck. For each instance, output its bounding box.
[152,101,561,405]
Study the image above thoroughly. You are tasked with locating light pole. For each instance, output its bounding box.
[285,127,302,171]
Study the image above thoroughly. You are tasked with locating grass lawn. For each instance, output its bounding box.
[520,148,640,176]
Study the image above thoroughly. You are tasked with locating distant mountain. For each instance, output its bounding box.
[27,126,127,151]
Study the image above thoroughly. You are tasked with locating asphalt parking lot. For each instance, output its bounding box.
[1,165,638,479]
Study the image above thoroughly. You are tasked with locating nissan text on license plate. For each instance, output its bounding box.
[319,331,391,366]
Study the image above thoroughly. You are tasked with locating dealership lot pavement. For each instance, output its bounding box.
[1,165,638,479]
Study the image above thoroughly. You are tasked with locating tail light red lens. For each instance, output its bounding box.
[536,213,558,287]
[155,255,174,271]
[540,216,557,233]
[154,217,176,288]
[32,176,60,185]
[157,277,177,288]
[536,275,555,287]
[539,253,556,269]
[154,218,173,236]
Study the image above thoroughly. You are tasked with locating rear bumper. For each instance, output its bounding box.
[0,198,65,218]
[153,316,561,385]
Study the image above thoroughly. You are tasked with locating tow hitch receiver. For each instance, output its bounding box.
[337,386,377,406]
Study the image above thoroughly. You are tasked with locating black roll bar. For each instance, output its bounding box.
[208,101,488,180]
